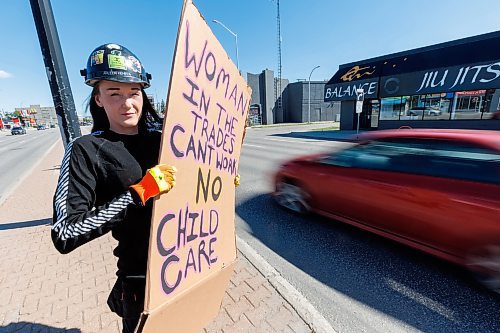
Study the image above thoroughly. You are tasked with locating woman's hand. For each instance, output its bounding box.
[130,164,177,205]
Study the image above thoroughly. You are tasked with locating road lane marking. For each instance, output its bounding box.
[264,137,326,143]
[262,137,337,148]
[243,143,264,148]
[386,278,457,322]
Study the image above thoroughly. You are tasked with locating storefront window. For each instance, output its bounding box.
[451,90,485,119]
[423,93,453,120]
[399,95,426,120]
[378,89,500,123]
[380,97,402,120]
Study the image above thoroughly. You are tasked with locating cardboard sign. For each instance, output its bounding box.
[138,1,251,332]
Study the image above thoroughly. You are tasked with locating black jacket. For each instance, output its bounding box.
[52,129,161,277]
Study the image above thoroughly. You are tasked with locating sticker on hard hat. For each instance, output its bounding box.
[91,50,104,66]
[127,56,142,73]
[108,55,127,70]
[106,43,122,50]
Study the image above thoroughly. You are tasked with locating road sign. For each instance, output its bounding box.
[356,88,365,101]
[355,88,364,114]
[356,101,363,114]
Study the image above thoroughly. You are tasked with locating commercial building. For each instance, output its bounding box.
[14,105,57,127]
[37,106,57,126]
[245,69,338,125]
[324,31,500,130]
[245,69,288,125]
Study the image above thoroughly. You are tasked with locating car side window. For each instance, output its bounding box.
[321,138,499,184]
[321,142,393,169]
[423,140,499,184]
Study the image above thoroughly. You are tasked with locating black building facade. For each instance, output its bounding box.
[285,81,339,123]
[324,31,500,130]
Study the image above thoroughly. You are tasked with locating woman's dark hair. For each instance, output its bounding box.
[88,82,163,133]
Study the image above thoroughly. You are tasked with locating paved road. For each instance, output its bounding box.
[0,128,60,205]
[236,124,500,333]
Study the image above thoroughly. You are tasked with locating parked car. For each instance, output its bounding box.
[37,124,46,130]
[11,126,27,135]
[273,129,500,293]
[407,106,441,116]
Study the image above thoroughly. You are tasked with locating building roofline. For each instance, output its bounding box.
[340,30,500,69]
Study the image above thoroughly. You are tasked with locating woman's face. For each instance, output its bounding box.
[95,80,143,134]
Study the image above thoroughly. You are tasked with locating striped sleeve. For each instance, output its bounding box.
[51,138,134,254]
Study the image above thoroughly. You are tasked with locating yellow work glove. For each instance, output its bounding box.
[234,174,240,187]
[130,165,177,206]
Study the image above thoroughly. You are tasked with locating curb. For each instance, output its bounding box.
[0,139,60,208]
[236,236,337,333]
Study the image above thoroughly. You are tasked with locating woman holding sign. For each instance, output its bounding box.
[51,43,176,333]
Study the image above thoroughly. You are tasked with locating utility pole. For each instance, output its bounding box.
[308,65,320,123]
[355,89,364,136]
[30,0,81,146]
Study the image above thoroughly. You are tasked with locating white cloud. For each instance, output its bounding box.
[0,70,13,79]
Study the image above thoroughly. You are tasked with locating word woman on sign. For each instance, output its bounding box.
[167,20,249,178]
[183,20,249,118]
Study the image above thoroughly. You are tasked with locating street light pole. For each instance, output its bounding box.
[308,65,320,123]
[213,19,239,70]
[30,0,81,146]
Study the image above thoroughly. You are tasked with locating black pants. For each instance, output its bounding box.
[122,317,141,333]
[107,277,145,333]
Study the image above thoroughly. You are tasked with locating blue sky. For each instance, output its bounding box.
[1,0,499,116]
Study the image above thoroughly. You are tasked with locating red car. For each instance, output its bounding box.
[273,129,500,293]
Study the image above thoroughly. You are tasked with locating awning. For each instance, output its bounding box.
[324,31,500,102]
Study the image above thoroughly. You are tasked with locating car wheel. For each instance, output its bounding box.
[275,180,310,214]
[466,244,500,294]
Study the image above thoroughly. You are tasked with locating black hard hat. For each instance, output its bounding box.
[80,43,152,88]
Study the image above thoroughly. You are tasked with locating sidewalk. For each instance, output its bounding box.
[0,140,316,333]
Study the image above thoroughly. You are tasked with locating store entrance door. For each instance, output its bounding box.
[369,100,380,129]
[354,100,379,130]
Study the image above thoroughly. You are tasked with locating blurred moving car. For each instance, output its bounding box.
[273,129,500,293]
[11,126,27,135]
[37,124,46,130]
[407,106,442,116]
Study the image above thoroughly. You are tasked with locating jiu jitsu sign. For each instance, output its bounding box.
[139,0,251,331]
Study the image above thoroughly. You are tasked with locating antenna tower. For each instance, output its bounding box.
[275,0,282,121]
